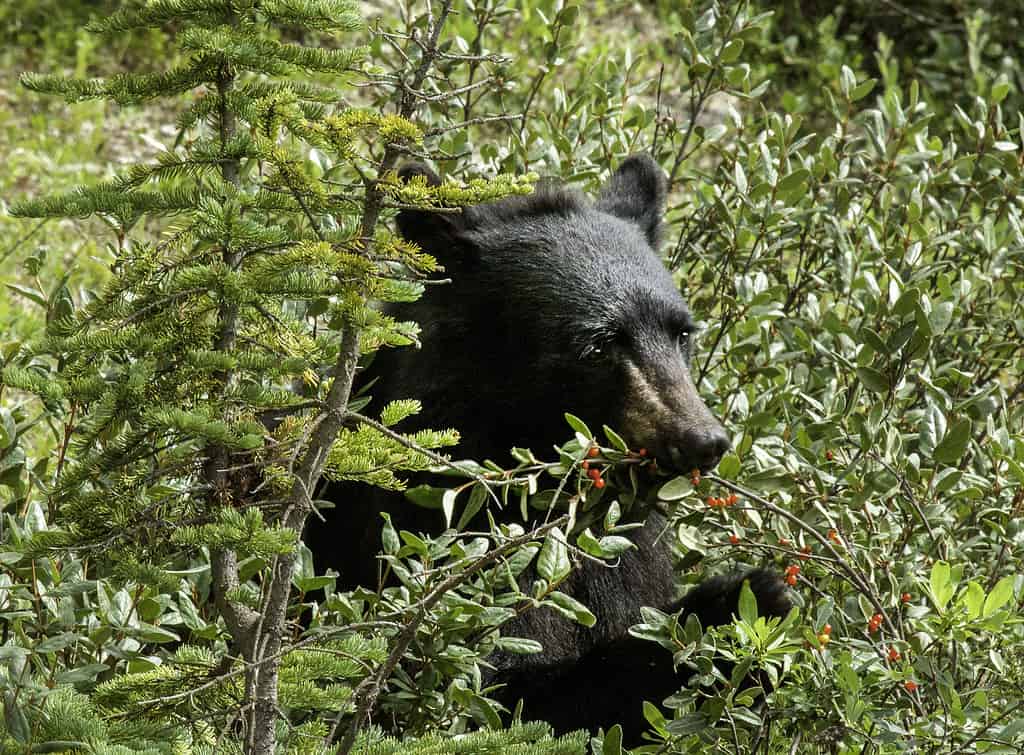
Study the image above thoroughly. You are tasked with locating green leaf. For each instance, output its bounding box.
[604,500,621,530]
[5,283,47,308]
[991,76,1011,103]
[380,513,400,555]
[0,408,14,450]
[839,65,856,98]
[3,691,30,745]
[857,366,890,394]
[963,581,985,620]
[933,418,971,464]
[777,168,810,196]
[919,405,947,455]
[537,527,570,583]
[643,701,668,735]
[716,452,741,478]
[602,724,624,755]
[442,488,458,529]
[930,561,953,612]
[720,38,744,63]
[494,636,543,654]
[657,476,692,501]
[738,580,758,625]
[564,413,593,439]
[548,591,596,627]
[850,78,877,101]
[984,576,1014,617]
[602,424,628,452]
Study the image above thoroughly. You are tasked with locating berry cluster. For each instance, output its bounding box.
[817,623,832,647]
[581,446,606,488]
[706,493,739,508]
[784,563,800,586]
[867,612,883,633]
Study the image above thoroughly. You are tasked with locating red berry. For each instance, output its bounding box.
[729,534,740,545]
[638,448,648,457]
[904,680,918,693]
[825,450,834,461]
[581,460,590,470]
[779,538,790,547]
[785,574,798,586]
[587,446,599,458]
[901,592,911,603]
[888,646,901,662]
[587,467,601,481]
[822,623,832,636]
[785,564,800,577]
[828,528,839,542]
[593,478,606,489]
[798,545,812,560]
[727,493,739,506]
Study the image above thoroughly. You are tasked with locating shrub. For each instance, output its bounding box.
[1,1,1022,753]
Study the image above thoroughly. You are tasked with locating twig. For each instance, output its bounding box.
[327,514,570,753]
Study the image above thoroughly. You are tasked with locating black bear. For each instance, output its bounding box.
[307,154,790,738]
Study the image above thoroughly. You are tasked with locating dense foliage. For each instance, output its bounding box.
[1,1,1023,753]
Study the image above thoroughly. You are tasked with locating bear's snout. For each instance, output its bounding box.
[664,424,731,473]
[620,358,730,473]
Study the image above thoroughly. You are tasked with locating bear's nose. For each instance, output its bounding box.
[668,427,730,473]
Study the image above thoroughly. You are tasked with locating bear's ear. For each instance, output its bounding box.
[395,163,468,257]
[595,154,666,247]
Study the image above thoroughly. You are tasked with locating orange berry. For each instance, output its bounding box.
[785,564,800,577]
[868,613,883,633]
[638,448,648,457]
[593,478,606,489]
[729,534,740,545]
[779,537,791,547]
[888,646,901,662]
[828,528,839,542]
[901,592,912,603]
[587,446,599,458]
[817,633,831,646]
[727,493,739,505]
[785,574,798,586]
[822,623,832,636]
[706,496,717,507]
[825,450,834,461]
[581,460,590,470]
[798,545,812,560]
[904,680,918,693]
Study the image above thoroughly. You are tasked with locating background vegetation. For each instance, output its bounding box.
[1,1,1022,753]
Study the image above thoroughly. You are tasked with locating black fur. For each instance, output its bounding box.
[307,154,790,738]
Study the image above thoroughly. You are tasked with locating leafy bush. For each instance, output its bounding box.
[1,1,1023,753]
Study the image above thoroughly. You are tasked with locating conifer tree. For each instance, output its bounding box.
[6,1,536,752]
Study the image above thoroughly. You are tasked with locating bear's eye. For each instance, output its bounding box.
[579,330,618,360]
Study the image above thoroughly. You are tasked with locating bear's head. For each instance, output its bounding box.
[385,154,729,474]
